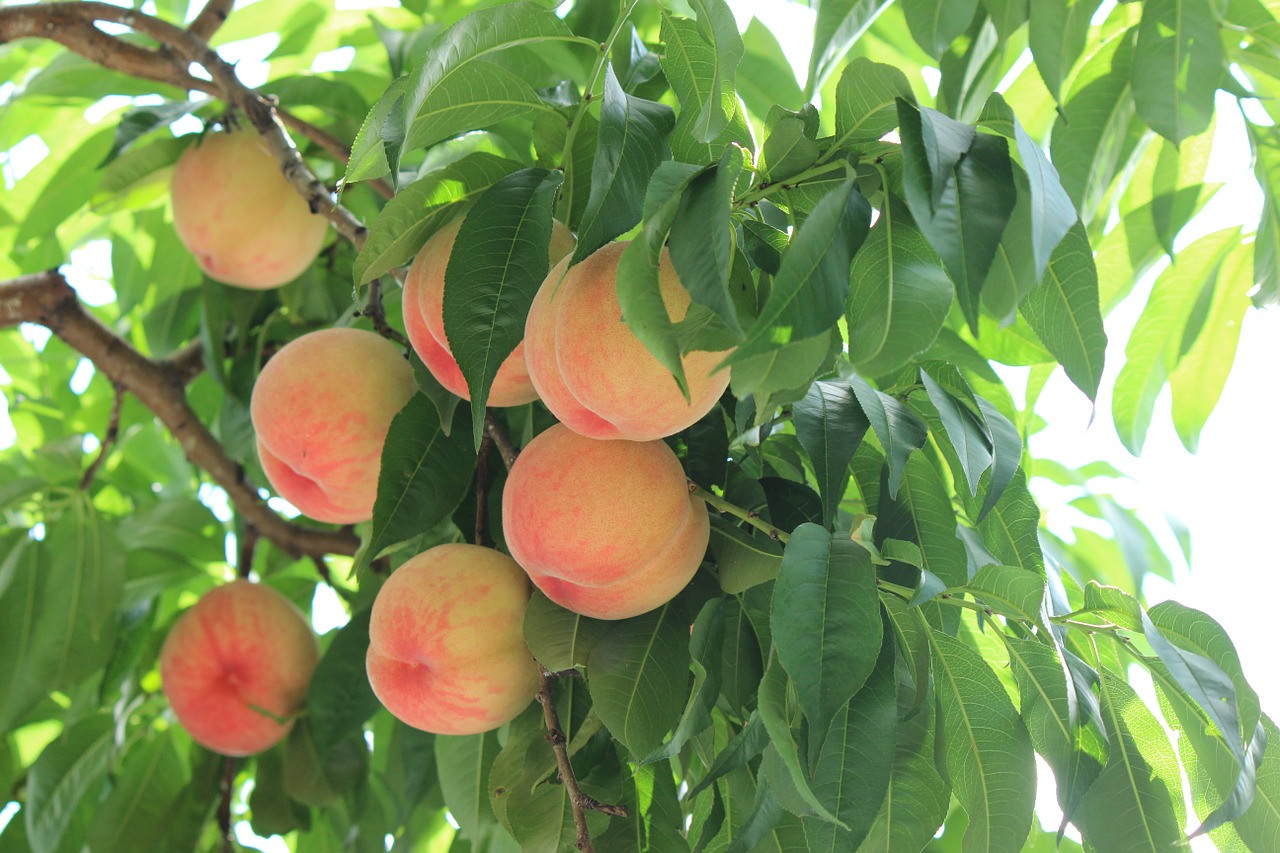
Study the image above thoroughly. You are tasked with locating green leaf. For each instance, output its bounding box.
[1028,0,1103,102]
[1250,124,1280,307]
[899,103,1017,330]
[974,396,1022,522]
[760,109,820,182]
[901,0,979,58]
[307,609,380,756]
[1230,715,1280,850]
[1169,243,1252,451]
[976,470,1043,575]
[843,370,929,498]
[756,655,845,826]
[1112,228,1237,454]
[963,564,1047,626]
[595,759,688,852]
[670,145,746,333]
[443,167,563,445]
[488,710,580,852]
[1021,221,1107,402]
[92,135,188,214]
[771,523,883,750]
[709,516,784,594]
[354,152,520,286]
[436,731,502,841]
[1007,106,1077,281]
[803,612,897,851]
[686,0,744,143]
[359,396,476,572]
[846,195,953,377]
[523,591,611,673]
[346,77,408,184]
[1076,667,1185,852]
[930,629,1036,853]
[807,0,894,95]
[403,1,571,150]
[830,58,915,152]
[25,715,114,853]
[1131,0,1223,143]
[793,379,870,526]
[0,538,52,729]
[616,163,703,397]
[86,730,186,853]
[644,599,724,764]
[687,712,770,799]
[739,19,804,116]
[984,0,1028,41]
[588,601,692,758]
[730,179,871,361]
[920,368,992,498]
[572,64,675,265]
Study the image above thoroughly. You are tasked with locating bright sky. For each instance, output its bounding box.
[1,0,1278,848]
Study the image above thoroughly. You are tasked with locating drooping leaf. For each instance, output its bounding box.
[1028,0,1103,102]
[1131,0,1223,144]
[930,629,1036,853]
[86,730,186,853]
[25,715,114,853]
[843,369,929,498]
[442,167,563,445]
[669,145,746,333]
[793,379,871,526]
[709,516,784,594]
[436,731,503,842]
[359,396,476,572]
[686,0,744,143]
[976,470,1043,575]
[307,609,380,756]
[920,368,993,498]
[771,523,883,749]
[807,0,894,95]
[738,18,804,117]
[572,64,675,265]
[900,0,979,58]
[523,592,611,673]
[644,599,725,764]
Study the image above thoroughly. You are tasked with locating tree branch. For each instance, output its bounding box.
[2,271,359,558]
[485,412,520,471]
[536,669,628,853]
[186,0,233,41]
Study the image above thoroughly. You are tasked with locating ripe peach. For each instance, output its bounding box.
[403,218,576,406]
[501,424,709,620]
[366,544,540,735]
[524,242,731,441]
[171,128,329,289]
[160,580,319,756]
[250,328,415,524]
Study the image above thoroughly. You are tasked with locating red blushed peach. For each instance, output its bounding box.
[160,580,319,756]
[524,242,731,441]
[501,424,709,620]
[366,544,540,735]
[250,328,415,524]
[403,218,576,406]
[171,128,329,289]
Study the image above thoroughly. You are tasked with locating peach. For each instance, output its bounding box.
[365,544,540,735]
[501,424,709,619]
[403,218,576,406]
[171,128,329,289]
[524,242,731,441]
[250,328,415,524]
[160,580,320,756]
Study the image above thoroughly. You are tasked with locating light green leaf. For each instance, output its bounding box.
[25,715,114,853]
[436,731,503,841]
[830,58,915,152]
[976,470,1043,575]
[86,730,186,853]
[930,629,1036,853]
[1131,0,1223,143]
[807,0,894,95]
[901,0,979,58]
[1028,0,1103,102]
[686,0,744,143]
[739,18,804,116]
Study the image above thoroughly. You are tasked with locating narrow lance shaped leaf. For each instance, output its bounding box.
[307,608,380,756]
[900,0,979,58]
[728,178,872,362]
[770,523,883,753]
[643,599,725,764]
[920,368,993,497]
[806,0,894,96]
[930,628,1036,853]
[573,64,676,265]
[85,730,186,853]
[669,145,746,334]
[842,368,929,498]
[687,0,744,143]
[830,57,916,153]
[25,715,114,853]
[793,379,871,527]
[442,167,563,446]
[1131,0,1223,144]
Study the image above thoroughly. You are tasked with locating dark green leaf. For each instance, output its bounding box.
[901,0,980,58]
[771,524,883,749]
[644,599,724,763]
[443,167,563,445]
[756,655,844,826]
[1028,0,1103,102]
[359,396,476,572]
[687,712,770,798]
[523,591,610,673]
[709,517,784,594]
[670,145,746,333]
[686,0,744,142]
[793,379,871,526]
[573,64,675,264]
[921,368,993,497]
[843,370,929,497]
[25,715,113,853]
[436,731,502,841]
[307,609,380,756]
[831,58,915,152]
[588,601,691,758]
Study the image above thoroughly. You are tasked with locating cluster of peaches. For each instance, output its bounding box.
[159,129,730,756]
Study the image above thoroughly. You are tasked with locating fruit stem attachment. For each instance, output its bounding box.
[689,483,791,543]
[484,412,520,471]
[535,668,628,853]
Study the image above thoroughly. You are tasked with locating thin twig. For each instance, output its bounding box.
[688,483,789,542]
[536,669,628,853]
[80,382,124,490]
[364,278,410,348]
[311,554,333,586]
[1,271,359,558]
[217,755,237,852]
[484,412,519,471]
[236,523,258,578]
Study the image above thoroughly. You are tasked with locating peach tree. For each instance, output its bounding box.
[0,0,1278,850]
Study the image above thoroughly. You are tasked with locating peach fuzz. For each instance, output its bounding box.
[366,544,540,735]
[171,128,329,289]
[160,580,320,756]
[250,328,414,524]
[524,242,731,441]
[403,218,576,406]
[501,424,709,620]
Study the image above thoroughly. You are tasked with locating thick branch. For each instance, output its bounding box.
[2,271,359,558]
[186,0,233,41]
